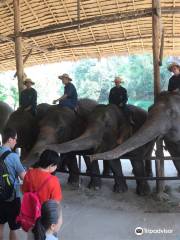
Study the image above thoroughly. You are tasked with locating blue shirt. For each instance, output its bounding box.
[59,82,78,109]
[0,146,25,199]
[46,233,58,240]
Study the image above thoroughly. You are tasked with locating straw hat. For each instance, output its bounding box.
[23,78,35,85]
[114,76,123,83]
[58,73,72,81]
[167,62,180,72]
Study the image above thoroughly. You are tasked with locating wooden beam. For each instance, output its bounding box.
[159,27,164,66]
[77,0,80,30]
[19,7,180,38]
[152,1,161,98]
[13,0,24,97]
[152,0,165,195]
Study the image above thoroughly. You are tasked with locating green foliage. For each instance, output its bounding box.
[0,85,8,101]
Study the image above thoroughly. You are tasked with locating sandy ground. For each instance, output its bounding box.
[3,158,180,240]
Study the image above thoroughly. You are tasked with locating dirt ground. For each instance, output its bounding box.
[3,159,180,240]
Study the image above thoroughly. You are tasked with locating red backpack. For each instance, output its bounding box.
[16,175,52,232]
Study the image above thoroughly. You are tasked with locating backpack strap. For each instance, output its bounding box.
[36,175,52,193]
[0,150,12,162]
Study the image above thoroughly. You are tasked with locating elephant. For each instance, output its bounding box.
[5,109,38,156]
[89,91,180,185]
[0,101,13,134]
[5,103,51,157]
[44,104,153,195]
[24,98,98,184]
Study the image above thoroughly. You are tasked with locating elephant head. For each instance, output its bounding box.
[24,99,98,165]
[89,91,177,161]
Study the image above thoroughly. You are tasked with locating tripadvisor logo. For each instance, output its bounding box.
[135,227,144,236]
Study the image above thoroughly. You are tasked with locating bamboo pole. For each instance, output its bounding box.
[159,28,164,66]
[77,0,80,30]
[13,0,24,100]
[13,48,32,79]
[152,0,165,193]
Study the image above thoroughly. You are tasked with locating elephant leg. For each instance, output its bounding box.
[164,139,180,176]
[109,159,128,193]
[130,158,150,196]
[144,141,155,177]
[83,155,92,175]
[102,161,112,176]
[58,154,68,172]
[86,157,101,190]
[64,153,79,185]
[144,160,153,177]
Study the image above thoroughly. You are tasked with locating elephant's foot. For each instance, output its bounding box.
[136,181,150,196]
[154,192,170,201]
[88,178,101,190]
[67,175,79,187]
[113,181,128,193]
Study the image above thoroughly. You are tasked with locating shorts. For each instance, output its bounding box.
[0,198,21,230]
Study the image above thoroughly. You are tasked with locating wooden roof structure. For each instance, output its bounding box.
[0,0,179,71]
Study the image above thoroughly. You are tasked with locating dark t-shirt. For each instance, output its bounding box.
[168,74,180,91]
[59,82,78,109]
[109,86,128,106]
[20,88,37,111]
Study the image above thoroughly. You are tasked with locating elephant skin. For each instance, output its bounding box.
[0,101,13,134]
[25,99,98,185]
[44,104,152,195]
[90,91,180,190]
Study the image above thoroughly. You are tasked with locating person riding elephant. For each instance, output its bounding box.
[53,73,78,111]
[167,62,180,92]
[109,76,134,125]
[19,78,37,116]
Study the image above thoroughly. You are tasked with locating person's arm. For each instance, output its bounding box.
[121,88,128,105]
[19,171,26,180]
[13,153,26,180]
[108,89,113,104]
[53,94,68,104]
[19,92,22,106]
[31,89,37,110]
[168,77,173,91]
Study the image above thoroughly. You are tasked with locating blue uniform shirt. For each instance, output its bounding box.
[0,146,25,199]
[59,82,78,110]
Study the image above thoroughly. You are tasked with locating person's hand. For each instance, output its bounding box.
[53,100,57,104]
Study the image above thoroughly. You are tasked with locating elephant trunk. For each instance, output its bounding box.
[90,112,170,161]
[45,131,101,154]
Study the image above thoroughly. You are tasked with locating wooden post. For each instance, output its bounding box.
[13,48,32,79]
[77,0,80,30]
[159,28,164,66]
[13,0,24,101]
[152,0,165,193]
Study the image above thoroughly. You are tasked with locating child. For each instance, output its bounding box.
[22,149,62,204]
[28,200,62,240]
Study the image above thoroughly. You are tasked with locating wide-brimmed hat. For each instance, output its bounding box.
[167,62,180,72]
[58,73,72,81]
[23,78,35,85]
[114,76,123,83]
